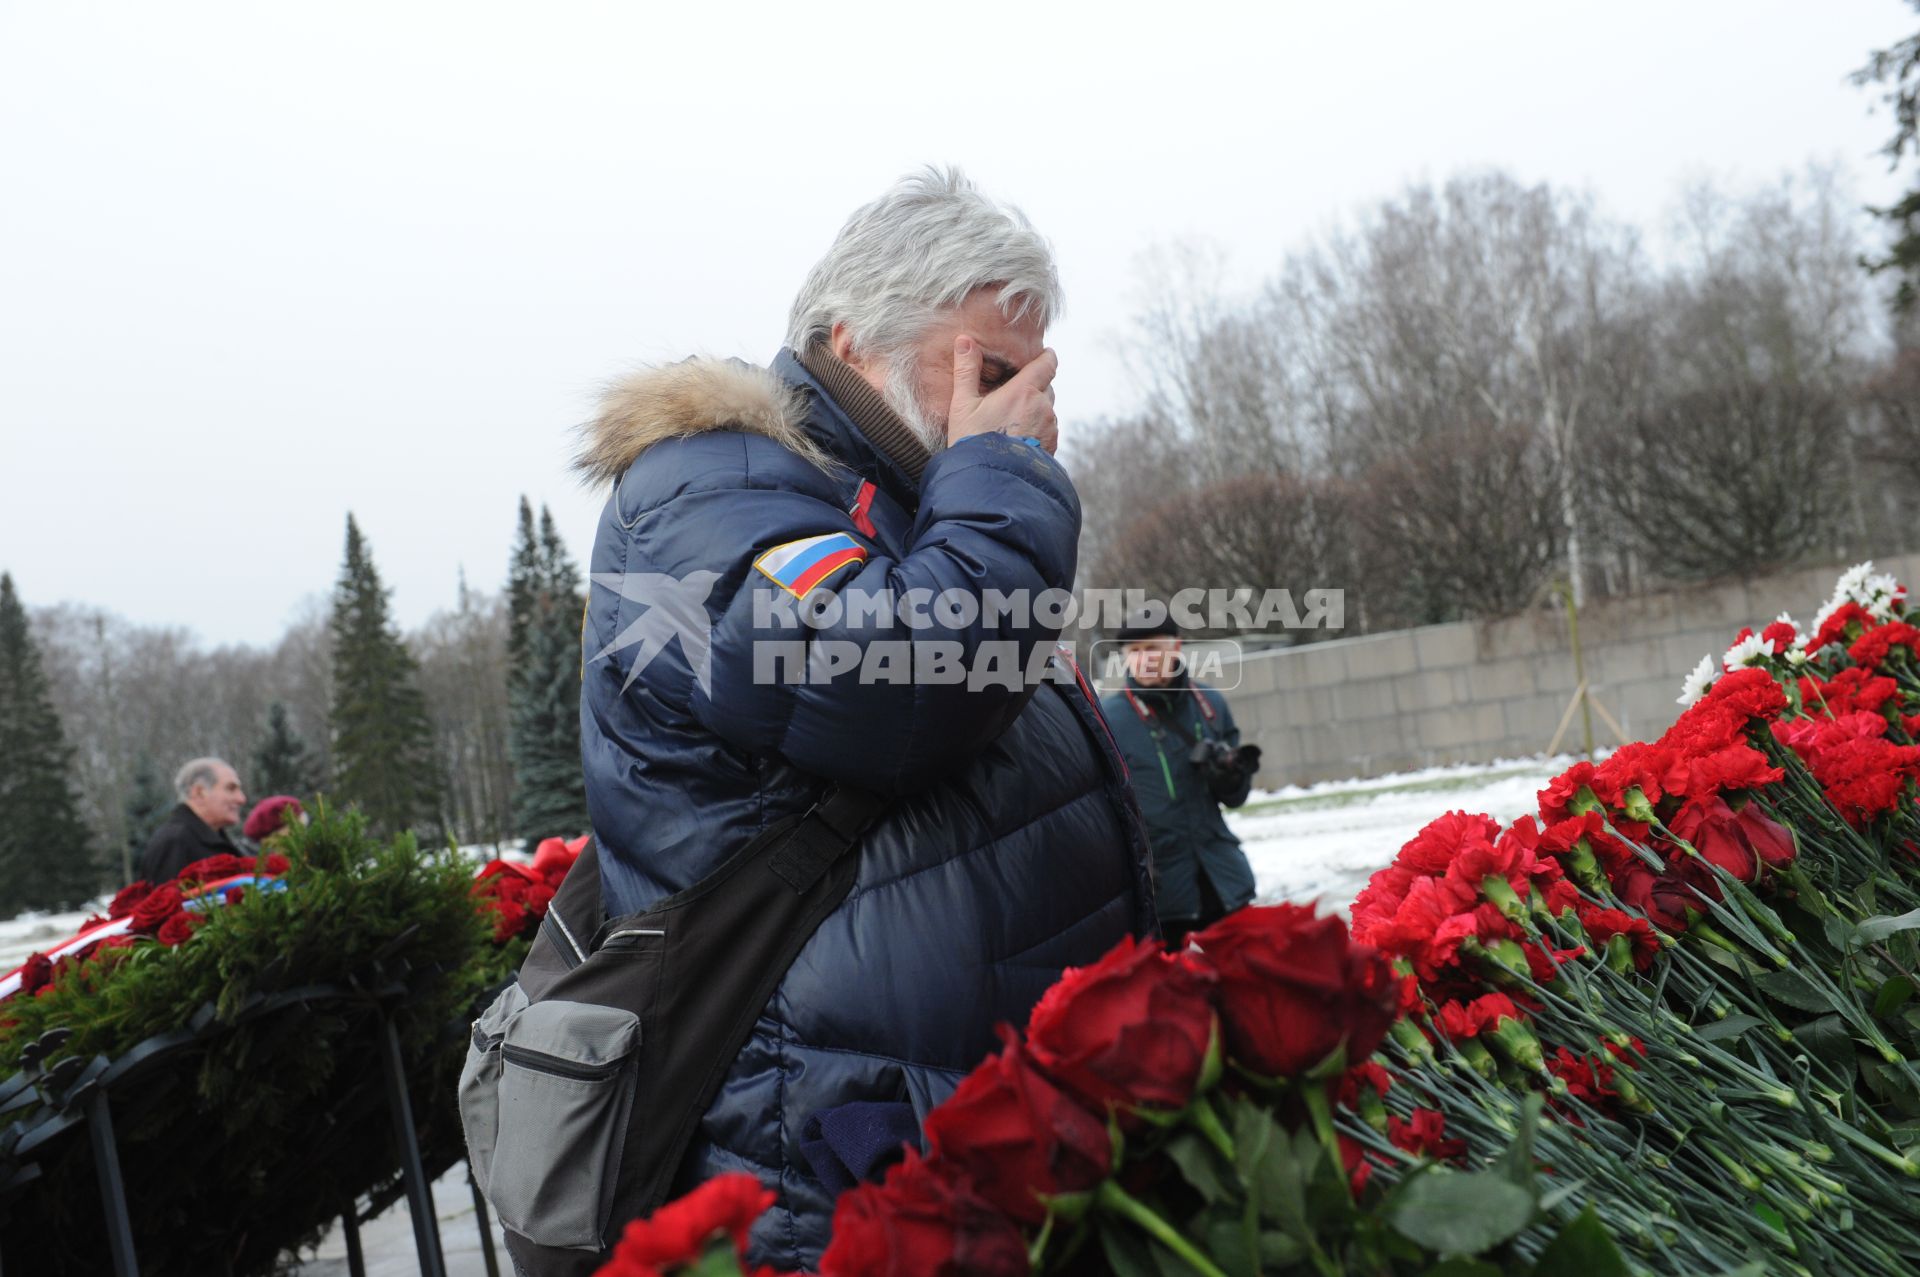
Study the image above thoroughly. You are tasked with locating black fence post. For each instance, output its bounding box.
[82,1089,138,1277]
[378,1012,447,1277]
[342,1207,367,1277]
[469,1165,501,1277]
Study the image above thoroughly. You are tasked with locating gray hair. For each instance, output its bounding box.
[786,167,1062,359]
[174,757,231,801]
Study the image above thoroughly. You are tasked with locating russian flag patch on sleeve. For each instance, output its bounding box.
[753,532,868,598]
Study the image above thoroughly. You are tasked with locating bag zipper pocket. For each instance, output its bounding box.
[501,1043,628,1084]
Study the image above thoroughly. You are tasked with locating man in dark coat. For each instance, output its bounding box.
[1100,614,1261,947]
[140,757,247,884]
[573,169,1153,1270]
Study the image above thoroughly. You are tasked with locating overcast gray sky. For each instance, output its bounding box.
[2,1,1912,647]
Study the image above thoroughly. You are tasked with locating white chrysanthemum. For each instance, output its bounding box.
[1723,632,1771,671]
[1786,647,1812,667]
[1678,652,1717,706]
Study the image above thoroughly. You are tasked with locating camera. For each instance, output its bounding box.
[1187,739,1262,799]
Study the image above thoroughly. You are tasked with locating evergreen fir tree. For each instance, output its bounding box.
[252,701,317,800]
[122,753,171,884]
[327,517,443,837]
[0,573,101,911]
[507,504,589,844]
[507,497,540,671]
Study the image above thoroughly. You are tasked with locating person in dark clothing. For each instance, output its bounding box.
[140,757,247,884]
[1100,614,1261,948]
[573,169,1152,1269]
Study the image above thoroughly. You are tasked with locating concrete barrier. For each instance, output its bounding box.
[1111,556,1920,787]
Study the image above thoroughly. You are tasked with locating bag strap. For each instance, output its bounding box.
[768,785,888,893]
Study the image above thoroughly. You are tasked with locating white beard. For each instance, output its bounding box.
[881,355,949,454]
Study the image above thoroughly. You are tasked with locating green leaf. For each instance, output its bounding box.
[1752,1202,1790,1241]
[1165,1131,1231,1206]
[1528,1207,1628,1277]
[1873,975,1917,1018]
[1854,907,1920,947]
[1888,1119,1920,1149]
[1695,1014,1766,1042]
[1232,1098,1307,1233]
[1096,1222,1189,1277]
[1200,1215,1262,1277]
[1863,1059,1920,1118]
[1257,1230,1305,1268]
[1791,1014,1858,1086]
[685,1238,751,1277]
[1756,968,1832,1013]
[1496,1093,1543,1188]
[1387,1168,1536,1256]
[1422,1262,1503,1277]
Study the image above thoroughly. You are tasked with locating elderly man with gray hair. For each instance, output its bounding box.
[139,757,247,885]
[551,169,1152,1269]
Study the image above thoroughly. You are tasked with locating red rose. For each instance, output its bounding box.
[17,953,53,997]
[262,853,291,875]
[599,1172,773,1275]
[820,1151,1028,1277]
[1025,935,1217,1114]
[923,1034,1112,1226]
[1192,904,1396,1078]
[1617,866,1696,933]
[130,884,185,934]
[1665,796,1761,884]
[177,853,252,884]
[107,881,155,920]
[156,911,206,947]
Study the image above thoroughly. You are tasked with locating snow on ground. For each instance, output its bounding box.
[1230,755,1577,913]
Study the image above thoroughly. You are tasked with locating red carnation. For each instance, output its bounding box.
[129,884,185,934]
[261,853,290,875]
[1809,601,1875,653]
[1434,992,1521,1041]
[1760,619,1797,654]
[922,1034,1112,1226]
[1025,935,1218,1114]
[1848,621,1920,669]
[1577,906,1660,971]
[599,1172,773,1275]
[1388,1109,1465,1161]
[820,1151,1029,1277]
[1192,904,1397,1079]
[107,881,155,920]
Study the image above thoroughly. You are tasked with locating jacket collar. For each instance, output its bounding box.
[772,347,924,514]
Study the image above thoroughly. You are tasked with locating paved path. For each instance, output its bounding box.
[291,1166,511,1277]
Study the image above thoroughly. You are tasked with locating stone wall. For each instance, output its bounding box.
[1152,556,1920,787]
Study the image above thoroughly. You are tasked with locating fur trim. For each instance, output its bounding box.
[574,359,829,483]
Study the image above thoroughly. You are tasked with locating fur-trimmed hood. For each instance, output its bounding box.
[575,358,826,484]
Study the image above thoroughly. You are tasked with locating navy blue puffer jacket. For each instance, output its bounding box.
[577,348,1154,1270]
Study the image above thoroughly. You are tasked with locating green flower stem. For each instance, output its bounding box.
[1301,1082,1345,1186]
[1186,1092,1235,1162]
[1094,1180,1232,1277]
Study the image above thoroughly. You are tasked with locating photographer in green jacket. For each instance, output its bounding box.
[1100,613,1262,947]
